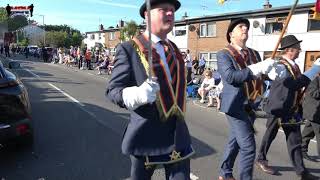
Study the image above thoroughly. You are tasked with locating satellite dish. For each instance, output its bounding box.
[253,20,260,28]
[188,25,196,32]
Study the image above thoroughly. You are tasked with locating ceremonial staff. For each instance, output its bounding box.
[271,0,299,59]
[146,0,153,80]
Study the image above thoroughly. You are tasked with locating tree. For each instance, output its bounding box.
[45,31,67,48]
[8,15,28,31]
[120,20,138,42]
[71,32,82,47]
[0,8,8,23]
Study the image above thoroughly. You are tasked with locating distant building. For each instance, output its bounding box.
[19,24,45,45]
[83,30,106,50]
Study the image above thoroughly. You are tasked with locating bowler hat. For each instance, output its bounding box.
[278,35,302,50]
[226,18,250,43]
[139,0,181,18]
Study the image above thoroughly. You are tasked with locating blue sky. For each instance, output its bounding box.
[2,0,316,33]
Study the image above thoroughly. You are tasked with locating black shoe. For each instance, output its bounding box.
[255,160,277,175]
[298,172,319,180]
[303,152,317,162]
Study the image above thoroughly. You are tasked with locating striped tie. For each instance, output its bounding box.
[161,41,177,90]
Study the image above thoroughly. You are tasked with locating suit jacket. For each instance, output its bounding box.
[265,61,310,118]
[106,40,191,157]
[303,76,320,122]
[217,48,261,119]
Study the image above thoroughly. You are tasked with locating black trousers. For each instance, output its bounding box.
[257,116,306,175]
[130,155,190,180]
[301,120,320,155]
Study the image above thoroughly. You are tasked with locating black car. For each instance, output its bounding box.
[0,60,33,146]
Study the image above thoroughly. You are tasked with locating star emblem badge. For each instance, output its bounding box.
[169,150,181,161]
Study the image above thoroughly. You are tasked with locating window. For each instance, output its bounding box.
[199,23,216,37]
[199,52,218,70]
[308,14,320,31]
[98,33,101,40]
[90,34,95,40]
[175,29,186,36]
[265,16,287,34]
[109,32,115,40]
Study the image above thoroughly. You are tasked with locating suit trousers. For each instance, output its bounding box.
[301,120,320,155]
[130,155,190,180]
[219,114,256,180]
[257,116,306,175]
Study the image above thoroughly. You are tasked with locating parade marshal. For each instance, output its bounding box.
[106,0,194,179]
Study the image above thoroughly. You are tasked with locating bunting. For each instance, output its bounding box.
[218,0,226,5]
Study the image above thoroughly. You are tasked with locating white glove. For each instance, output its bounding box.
[122,77,160,110]
[304,58,320,80]
[248,58,276,76]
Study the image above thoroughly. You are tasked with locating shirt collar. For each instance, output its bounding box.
[282,56,296,66]
[231,43,247,51]
[145,31,168,44]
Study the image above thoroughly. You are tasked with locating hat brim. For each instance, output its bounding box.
[278,40,303,50]
[139,1,181,18]
[226,18,250,43]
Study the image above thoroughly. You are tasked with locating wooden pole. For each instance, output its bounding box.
[146,0,153,80]
[271,0,299,59]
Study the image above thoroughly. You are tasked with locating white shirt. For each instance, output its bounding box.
[185,53,192,67]
[200,77,215,90]
[267,56,297,81]
[147,31,173,81]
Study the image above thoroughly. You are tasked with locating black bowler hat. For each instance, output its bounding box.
[139,0,181,18]
[226,18,250,43]
[278,35,302,50]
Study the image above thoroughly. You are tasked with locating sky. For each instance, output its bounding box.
[1,0,316,33]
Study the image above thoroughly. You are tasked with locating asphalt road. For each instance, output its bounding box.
[0,55,319,180]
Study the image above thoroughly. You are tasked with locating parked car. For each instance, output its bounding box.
[0,60,33,147]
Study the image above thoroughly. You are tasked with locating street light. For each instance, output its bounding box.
[34,14,45,46]
[38,14,45,46]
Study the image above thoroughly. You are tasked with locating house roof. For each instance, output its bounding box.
[174,3,314,25]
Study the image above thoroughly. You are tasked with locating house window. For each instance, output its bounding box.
[199,52,218,70]
[98,33,102,40]
[109,32,115,40]
[265,16,287,34]
[90,34,95,40]
[175,29,186,36]
[110,47,116,56]
[308,13,320,31]
[199,23,216,37]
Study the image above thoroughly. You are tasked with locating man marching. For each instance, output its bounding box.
[217,18,275,180]
[106,0,194,179]
[256,35,320,180]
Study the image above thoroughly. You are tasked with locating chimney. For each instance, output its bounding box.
[118,19,124,28]
[263,0,272,9]
[99,24,104,31]
[182,12,188,20]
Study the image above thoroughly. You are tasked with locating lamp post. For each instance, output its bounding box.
[36,14,45,46]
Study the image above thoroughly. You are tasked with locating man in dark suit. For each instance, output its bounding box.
[217,18,276,180]
[301,76,320,161]
[106,0,194,179]
[256,35,320,180]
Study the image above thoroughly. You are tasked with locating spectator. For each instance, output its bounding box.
[85,49,92,70]
[197,55,206,75]
[58,47,64,64]
[198,69,216,106]
[4,43,10,57]
[192,58,199,74]
[184,49,193,83]
[96,55,110,75]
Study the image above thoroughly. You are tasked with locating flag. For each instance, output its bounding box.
[218,0,226,5]
[316,0,320,12]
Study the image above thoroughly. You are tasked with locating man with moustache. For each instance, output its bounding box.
[217,18,276,180]
[106,0,194,179]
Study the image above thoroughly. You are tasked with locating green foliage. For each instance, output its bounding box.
[0,8,8,23]
[8,15,28,31]
[120,20,138,41]
[45,30,83,48]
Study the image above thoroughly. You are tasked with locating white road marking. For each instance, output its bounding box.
[47,83,85,107]
[25,69,40,78]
